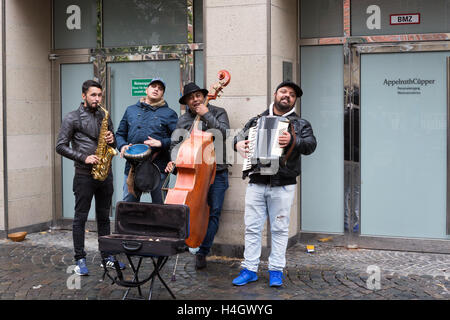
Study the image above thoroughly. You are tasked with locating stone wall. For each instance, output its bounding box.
[4,0,52,231]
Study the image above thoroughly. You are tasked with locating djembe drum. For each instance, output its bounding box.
[124,144,161,195]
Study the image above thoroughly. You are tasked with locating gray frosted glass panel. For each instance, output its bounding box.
[301,45,344,233]
[61,63,94,219]
[103,0,187,47]
[53,0,97,49]
[108,60,180,211]
[194,50,204,89]
[361,52,448,239]
[194,0,203,43]
[352,0,450,36]
[300,0,343,38]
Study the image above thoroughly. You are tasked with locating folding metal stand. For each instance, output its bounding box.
[102,254,176,300]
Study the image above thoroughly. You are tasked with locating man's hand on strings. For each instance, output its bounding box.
[165,161,175,173]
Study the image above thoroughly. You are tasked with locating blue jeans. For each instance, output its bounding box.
[122,172,168,204]
[197,170,229,256]
[241,183,296,272]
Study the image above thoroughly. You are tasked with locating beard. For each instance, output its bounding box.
[85,101,99,112]
[274,97,294,114]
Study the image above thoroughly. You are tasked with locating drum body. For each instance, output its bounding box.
[124,144,161,193]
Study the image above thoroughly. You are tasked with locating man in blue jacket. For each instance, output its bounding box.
[116,78,178,203]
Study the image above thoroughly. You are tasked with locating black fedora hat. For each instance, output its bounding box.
[179,82,209,104]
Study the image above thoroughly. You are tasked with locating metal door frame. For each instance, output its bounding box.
[51,48,198,227]
[298,0,450,252]
[51,52,93,227]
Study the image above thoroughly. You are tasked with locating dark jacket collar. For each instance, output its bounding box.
[139,99,168,111]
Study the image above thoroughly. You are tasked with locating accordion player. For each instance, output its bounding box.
[242,115,293,176]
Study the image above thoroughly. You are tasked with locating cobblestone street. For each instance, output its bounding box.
[0,229,448,304]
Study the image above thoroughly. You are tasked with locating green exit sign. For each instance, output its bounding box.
[131,79,152,96]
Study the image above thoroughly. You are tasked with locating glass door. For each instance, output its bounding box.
[53,55,96,219]
[106,58,182,214]
[300,45,344,234]
[354,44,450,239]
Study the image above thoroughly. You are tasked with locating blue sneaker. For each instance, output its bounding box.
[74,258,89,276]
[232,268,258,286]
[101,255,126,270]
[269,270,283,287]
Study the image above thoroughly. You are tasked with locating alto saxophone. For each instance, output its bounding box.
[91,105,118,181]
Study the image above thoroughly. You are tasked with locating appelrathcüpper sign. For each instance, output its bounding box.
[131,79,152,96]
[383,78,436,95]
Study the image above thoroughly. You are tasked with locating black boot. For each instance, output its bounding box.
[195,254,207,270]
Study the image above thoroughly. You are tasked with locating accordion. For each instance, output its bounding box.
[242,116,290,174]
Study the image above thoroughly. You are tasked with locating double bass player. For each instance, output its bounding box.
[165,82,230,270]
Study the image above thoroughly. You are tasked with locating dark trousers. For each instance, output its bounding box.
[198,170,229,256]
[72,172,113,261]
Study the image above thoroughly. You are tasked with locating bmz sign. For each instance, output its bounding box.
[366,5,421,30]
[390,13,420,25]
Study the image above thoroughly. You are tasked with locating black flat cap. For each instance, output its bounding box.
[276,81,303,97]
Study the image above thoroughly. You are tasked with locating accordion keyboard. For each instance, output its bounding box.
[242,125,258,172]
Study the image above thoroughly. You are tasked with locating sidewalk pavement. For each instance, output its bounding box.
[0,229,449,301]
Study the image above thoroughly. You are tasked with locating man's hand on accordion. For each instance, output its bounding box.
[278,131,291,148]
[236,140,249,158]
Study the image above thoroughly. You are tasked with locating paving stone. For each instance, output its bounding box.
[0,230,449,300]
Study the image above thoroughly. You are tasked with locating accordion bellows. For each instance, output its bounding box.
[242,116,289,172]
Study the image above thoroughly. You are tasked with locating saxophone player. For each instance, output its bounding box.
[56,80,125,276]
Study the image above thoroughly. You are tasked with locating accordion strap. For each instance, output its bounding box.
[281,123,296,166]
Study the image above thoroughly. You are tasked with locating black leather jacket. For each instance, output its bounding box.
[169,104,230,172]
[233,109,316,186]
[55,103,116,174]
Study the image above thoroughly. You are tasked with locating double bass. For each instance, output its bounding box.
[164,70,230,248]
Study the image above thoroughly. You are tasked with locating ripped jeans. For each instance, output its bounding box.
[241,183,296,273]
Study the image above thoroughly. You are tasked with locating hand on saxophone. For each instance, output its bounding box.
[105,131,114,144]
[85,155,100,164]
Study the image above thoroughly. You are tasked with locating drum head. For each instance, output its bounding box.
[124,144,151,161]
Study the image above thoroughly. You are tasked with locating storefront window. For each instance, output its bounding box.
[300,0,343,38]
[194,0,203,43]
[53,0,98,49]
[103,0,188,47]
[351,0,450,36]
